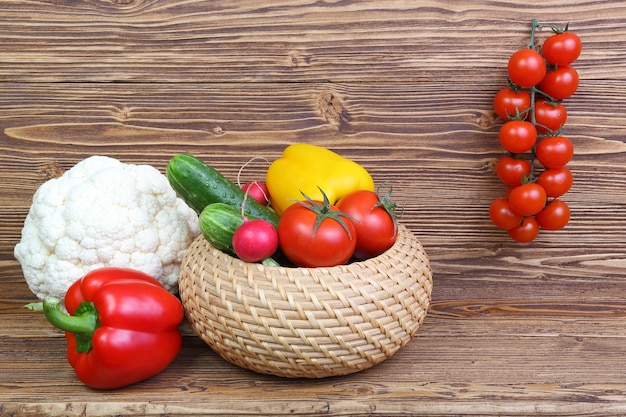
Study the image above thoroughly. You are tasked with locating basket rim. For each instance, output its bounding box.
[191,223,423,272]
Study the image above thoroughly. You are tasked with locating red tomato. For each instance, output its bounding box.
[536,199,570,230]
[493,87,531,120]
[539,66,579,100]
[507,48,547,88]
[535,136,574,168]
[536,166,573,198]
[542,31,582,66]
[499,120,537,154]
[534,100,567,133]
[495,156,532,187]
[508,217,540,243]
[277,199,356,267]
[508,183,547,216]
[489,198,523,230]
[336,190,397,260]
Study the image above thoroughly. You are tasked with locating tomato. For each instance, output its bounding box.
[507,48,547,88]
[489,198,523,230]
[536,166,573,197]
[535,136,574,168]
[277,198,356,267]
[508,183,547,216]
[536,199,570,230]
[508,217,540,243]
[539,66,579,100]
[542,31,582,66]
[499,120,537,154]
[495,156,531,187]
[493,87,531,120]
[336,190,397,260]
[534,100,567,133]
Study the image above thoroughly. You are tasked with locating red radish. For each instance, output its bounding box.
[241,181,270,205]
[232,219,278,262]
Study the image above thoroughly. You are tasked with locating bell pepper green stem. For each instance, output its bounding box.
[41,298,99,353]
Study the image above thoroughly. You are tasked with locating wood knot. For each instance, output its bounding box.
[114,106,133,121]
[288,51,311,68]
[317,92,353,133]
[94,0,152,9]
[108,0,138,5]
[478,110,500,130]
[41,161,64,181]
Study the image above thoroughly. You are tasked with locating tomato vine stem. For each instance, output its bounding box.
[528,18,541,49]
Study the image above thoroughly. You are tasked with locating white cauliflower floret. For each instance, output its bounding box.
[14,155,200,300]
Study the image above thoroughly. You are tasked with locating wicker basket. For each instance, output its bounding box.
[179,224,432,378]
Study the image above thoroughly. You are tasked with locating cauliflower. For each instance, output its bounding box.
[14,155,200,300]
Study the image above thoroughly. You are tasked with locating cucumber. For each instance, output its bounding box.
[199,203,248,255]
[166,154,279,227]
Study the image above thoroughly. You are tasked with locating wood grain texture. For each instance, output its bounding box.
[0,0,623,83]
[1,0,626,416]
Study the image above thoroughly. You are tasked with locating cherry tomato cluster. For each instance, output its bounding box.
[491,19,582,243]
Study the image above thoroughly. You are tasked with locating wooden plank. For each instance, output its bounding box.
[2,330,626,416]
[0,1,622,83]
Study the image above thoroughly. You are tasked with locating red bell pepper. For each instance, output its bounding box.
[37,267,184,389]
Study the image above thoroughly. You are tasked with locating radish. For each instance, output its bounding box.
[241,181,270,206]
[232,219,278,262]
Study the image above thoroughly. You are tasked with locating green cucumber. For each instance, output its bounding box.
[166,154,279,227]
[199,203,249,255]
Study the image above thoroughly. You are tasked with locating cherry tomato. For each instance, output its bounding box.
[539,66,579,100]
[508,217,540,243]
[535,136,574,168]
[507,48,547,88]
[489,198,523,230]
[535,199,570,230]
[542,31,582,66]
[508,183,547,216]
[277,199,356,267]
[336,190,397,260]
[493,87,531,120]
[534,100,567,133]
[499,120,537,153]
[495,156,532,187]
[536,166,573,198]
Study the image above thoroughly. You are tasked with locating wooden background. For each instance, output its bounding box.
[2,0,626,416]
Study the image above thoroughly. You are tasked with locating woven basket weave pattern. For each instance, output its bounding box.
[179,224,432,378]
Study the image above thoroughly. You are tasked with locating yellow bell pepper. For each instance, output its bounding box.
[266,143,375,215]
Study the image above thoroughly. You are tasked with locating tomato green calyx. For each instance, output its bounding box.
[509,106,531,121]
[521,172,537,185]
[40,298,99,353]
[298,187,357,239]
[374,184,402,236]
[551,22,570,35]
